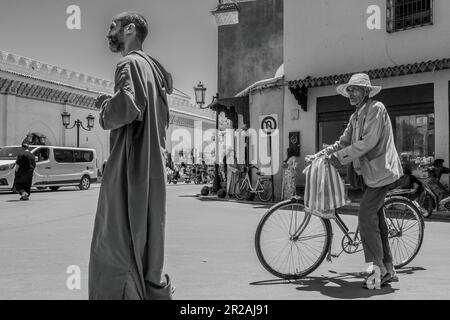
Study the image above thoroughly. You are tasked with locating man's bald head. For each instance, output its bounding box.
[113,12,149,43]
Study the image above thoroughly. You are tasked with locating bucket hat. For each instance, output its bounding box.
[337,73,382,98]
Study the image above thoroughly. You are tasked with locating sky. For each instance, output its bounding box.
[0,0,218,102]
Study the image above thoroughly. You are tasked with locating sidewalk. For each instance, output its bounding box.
[92,182,450,221]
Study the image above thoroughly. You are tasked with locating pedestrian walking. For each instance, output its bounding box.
[308,73,403,289]
[13,143,35,201]
[89,11,174,300]
[281,147,298,200]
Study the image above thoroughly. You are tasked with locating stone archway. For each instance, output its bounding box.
[24,120,58,146]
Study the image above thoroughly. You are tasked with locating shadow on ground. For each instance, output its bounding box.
[250,266,425,299]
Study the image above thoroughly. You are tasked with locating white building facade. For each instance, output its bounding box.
[0,50,215,170]
[284,0,449,184]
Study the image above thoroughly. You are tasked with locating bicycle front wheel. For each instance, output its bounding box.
[384,197,425,269]
[255,199,332,280]
[257,179,272,202]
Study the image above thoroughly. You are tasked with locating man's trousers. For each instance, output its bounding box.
[358,184,393,266]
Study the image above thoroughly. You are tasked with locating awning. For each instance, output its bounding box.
[205,96,249,129]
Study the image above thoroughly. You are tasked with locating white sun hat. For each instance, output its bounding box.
[336,73,382,98]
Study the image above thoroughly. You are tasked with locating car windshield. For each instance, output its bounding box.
[0,146,36,160]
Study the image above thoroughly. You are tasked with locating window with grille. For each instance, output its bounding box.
[387,0,433,33]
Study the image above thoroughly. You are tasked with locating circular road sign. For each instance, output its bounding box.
[261,116,277,135]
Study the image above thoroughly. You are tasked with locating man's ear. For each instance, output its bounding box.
[125,23,136,35]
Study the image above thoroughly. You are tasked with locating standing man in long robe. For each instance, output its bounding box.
[89,12,174,300]
[13,143,36,201]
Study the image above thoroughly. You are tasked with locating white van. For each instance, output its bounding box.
[0,145,98,191]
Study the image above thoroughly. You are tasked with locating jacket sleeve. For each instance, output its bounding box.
[321,115,354,155]
[334,104,385,165]
[30,154,36,169]
[99,60,143,130]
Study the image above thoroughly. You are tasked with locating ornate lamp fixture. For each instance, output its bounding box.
[193,81,207,108]
[211,0,241,26]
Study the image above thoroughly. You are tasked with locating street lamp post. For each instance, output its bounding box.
[193,82,222,192]
[61,111,95,148]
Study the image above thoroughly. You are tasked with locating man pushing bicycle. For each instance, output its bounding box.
[307,73,403,289]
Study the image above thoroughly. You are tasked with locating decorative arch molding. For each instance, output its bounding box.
[0,76,98,109]
[25,120,59,146]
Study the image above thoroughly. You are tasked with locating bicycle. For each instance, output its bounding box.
[255,188,425,280]
[235,165,273,202]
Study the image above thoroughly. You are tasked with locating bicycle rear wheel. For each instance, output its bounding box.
[255,199,332,279]
[257,178,272,202]
[384,197,424,268]
[235,178,250,200]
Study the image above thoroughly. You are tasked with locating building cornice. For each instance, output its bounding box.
[287,58,450,109]
[0,50,217,114]
[0,50,114,95]
[170,107,215,122]
[288,58,450,89]
[0,75,98,109]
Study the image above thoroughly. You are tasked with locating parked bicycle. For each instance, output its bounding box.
[255,189,424,280]
[235,165,273,202]
[419,161,450,217]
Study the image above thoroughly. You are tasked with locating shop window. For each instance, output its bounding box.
[387,0,433,33]
[394,114,435,175]
[318,113,435,181]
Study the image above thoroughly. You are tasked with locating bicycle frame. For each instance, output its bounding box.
[292,194,420,258]
[240,172,267,194]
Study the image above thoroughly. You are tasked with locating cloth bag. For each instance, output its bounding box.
[303,157,348,218]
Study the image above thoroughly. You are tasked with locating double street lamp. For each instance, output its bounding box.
[61,111,95,148]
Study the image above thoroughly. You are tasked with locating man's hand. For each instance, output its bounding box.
[95,94,111,109]
[327,154,341,168]
[305,154,316,166]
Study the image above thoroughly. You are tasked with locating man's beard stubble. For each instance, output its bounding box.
[109,35,124,53]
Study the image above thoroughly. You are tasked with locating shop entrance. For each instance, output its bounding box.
[317,83,435,180]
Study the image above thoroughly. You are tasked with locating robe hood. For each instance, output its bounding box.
[129,51,173,97]
[129,51,172,128]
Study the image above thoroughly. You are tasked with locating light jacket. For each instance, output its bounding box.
[325,99,403,188]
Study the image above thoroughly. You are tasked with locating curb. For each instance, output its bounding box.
[196,195,276,206]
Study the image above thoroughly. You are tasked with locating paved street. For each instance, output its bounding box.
[1,184,450,300]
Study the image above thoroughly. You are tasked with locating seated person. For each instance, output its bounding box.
[430,159,450,181]
[426,159,450,202]
[397,166,423,201]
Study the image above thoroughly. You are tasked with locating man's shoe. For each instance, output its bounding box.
[362,265,381,290]
[20,192,29,201]
[383,271,399,283]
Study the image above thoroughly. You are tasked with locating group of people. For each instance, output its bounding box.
[165,161,209,184]
[85,10,447,299]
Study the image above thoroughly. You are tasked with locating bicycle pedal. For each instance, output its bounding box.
[331,254,339,258]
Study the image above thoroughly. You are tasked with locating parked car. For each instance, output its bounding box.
[0,145,97,191]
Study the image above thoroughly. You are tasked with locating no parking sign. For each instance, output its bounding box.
[260,114,278,135]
